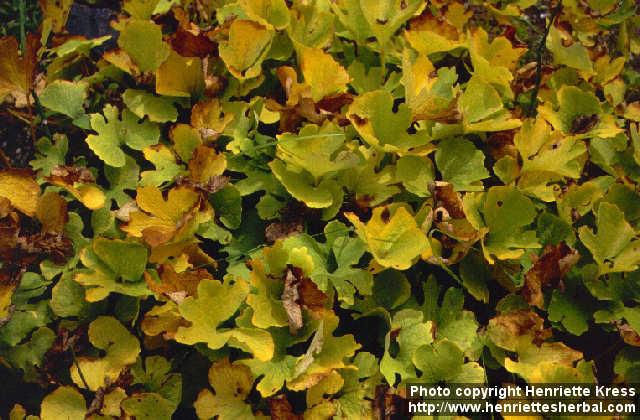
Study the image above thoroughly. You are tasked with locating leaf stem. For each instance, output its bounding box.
[18,0,26,54]
[70,346,91,390]
[527,1,562,117]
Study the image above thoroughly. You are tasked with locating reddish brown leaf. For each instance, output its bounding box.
[265,221,303,244]
[432,181,465,219]
[145,264,212,303]
[172,28,217,58]
[281,267,327,335]
[269,394,302,420]
[616,322,640,347]
[522,243,579,309]
[489,309,552,347]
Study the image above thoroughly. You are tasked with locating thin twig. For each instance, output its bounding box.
[527,1,563,117]
[18,0,37,143]
[18,0,26,54]
[70,346,91,390]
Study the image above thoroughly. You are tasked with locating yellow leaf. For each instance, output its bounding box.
[219,20,274,80]
[36,191,67,233]
[0,282,17,322]
[346,206,430,270]
[46,168,105,210]
[156,49,204,97]
[0,169,40,216]
[39,0,74,34]
[40,386,86,420]
[299,47,350,102]
[123,186,201,246]
[71,316,140,390]
[188,145,227,183]
[194,358,255,420]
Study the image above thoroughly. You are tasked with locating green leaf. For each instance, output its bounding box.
[578,202,640,274]
[175,279,274,361]
[71,316,141,390]
[93,237,148,281]
[123,89,179,122]
[41,386,86,420]
[546,26,593,74]
[39,80,88,126]
[116,19,170,72]
[548,290,590,335]
[395,155,434,196]
[435,137,489,191]
[86,105,160,167]
[275,123,358,180]
[481,186,540,262]
[412,339,464,382]
[539,86,601,134]
[210,185,243,230]
[139,145,183,187]
[347,90,432,154]
[380,309,433,385]
[219,20,274,80]
[346,206,430,270]
[30,134,68,176]
[75,238,151,302]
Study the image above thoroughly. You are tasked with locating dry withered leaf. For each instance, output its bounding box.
[616,322,640,347]
[265,221,303,244]
[374,384,409,420]
[176,174,229,194]
[281,267,327,335]
[282,268,303,335]
[145,264,213,304]
[522,242,579,309]
[269,394,302,420]
[431,181,465,218]
[489,309,552,347]
[48,165,95,183]
[0,35,39,107]
[0,201,72,268]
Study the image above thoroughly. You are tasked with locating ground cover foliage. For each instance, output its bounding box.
[0,0,640,418]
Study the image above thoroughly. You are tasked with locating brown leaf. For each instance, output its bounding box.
[265,221,303,244]
[522,243,579,309]
[269,394,302,420]
[316,93,354,114]
[374,385,409,420]
[145,264,212,304]
[40,326,89,385]
[616,322,640,347]
[0,35,38,107]
[431,181,465,218]
[17,232,74,265]
[172,28,217,58]
[570,114,599,134]
[486,130,518,161]
[281,267,327,335]
[489,309,552,347]
[282,268,303,335]
[298,276,327,314]
[48,165,95,184]
[0,204,72,268]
